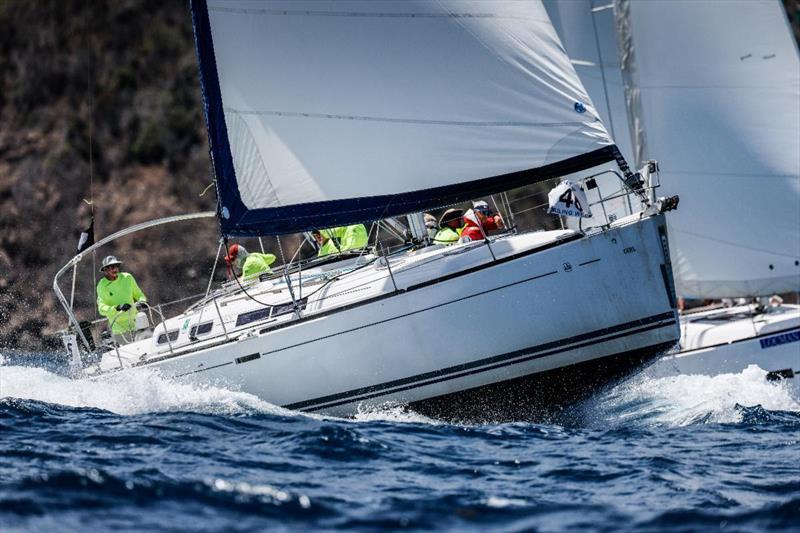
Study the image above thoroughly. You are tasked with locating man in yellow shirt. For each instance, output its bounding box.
[224,244,277,280]
[96,255,147,344]
[312,225,369,257]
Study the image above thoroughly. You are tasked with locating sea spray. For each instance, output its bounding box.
[0,363,288,417]
[593,364,800,428]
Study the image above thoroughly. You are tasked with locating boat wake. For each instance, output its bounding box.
[591,364,800,428]
[3,354,798,429]
[0,362,288,417]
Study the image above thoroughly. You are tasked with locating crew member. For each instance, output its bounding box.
[224,244,277,279]
[96,255,148,343]
[433,208,464,245]
[460,201,505,242]
[312,225,369,257]
[423,213,439,241]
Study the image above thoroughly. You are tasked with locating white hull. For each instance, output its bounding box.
[87,215,679,420]
[646,304,800,396]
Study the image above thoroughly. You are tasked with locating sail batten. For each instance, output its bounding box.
[191,0,615,235]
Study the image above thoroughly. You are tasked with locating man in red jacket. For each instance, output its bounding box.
[460,200,505,242]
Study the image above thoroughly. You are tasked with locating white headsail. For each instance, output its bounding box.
[191,0,617,235]
[544,0,634,162]
[615,0,800,299]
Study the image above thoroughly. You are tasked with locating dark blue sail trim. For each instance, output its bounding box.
[190,0,619,236]
[226,146,618,236]
[190,0,241,227]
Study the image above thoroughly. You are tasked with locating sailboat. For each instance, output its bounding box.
[53,0,681,421]
[545,0,800,393]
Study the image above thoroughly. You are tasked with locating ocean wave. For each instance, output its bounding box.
[0,364,289,417]
[2,468,326,519]
[589,364,800,428]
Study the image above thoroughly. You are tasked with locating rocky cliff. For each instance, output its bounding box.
[0,0,218,349]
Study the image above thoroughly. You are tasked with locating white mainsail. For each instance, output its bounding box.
[191,0,617,235]
[615,0,800,299]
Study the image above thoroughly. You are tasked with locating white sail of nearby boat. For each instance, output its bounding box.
[544,0,799,389]
[616,0,800,386]
[616,0,800,299]
[548,0,800,298]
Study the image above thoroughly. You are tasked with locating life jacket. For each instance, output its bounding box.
[96,272,147,334]
[242,253,277,279]
[460,215,484,242]
[317,225,369,257]
[433,226,461,245]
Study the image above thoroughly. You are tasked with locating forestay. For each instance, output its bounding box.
[616,0,800,299]
[190,0,616,235]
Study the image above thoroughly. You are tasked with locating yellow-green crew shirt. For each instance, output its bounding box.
[317,225,369,257]
[242,253,277,279]
[96,272,147,334]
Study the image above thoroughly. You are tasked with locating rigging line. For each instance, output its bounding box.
[589,0,617,141]
[199,182,215,196]
[353,221,379,267]
[86,18,98,318]
[276,234,301,314]
[193,240,224,337]
[209,6,546,23]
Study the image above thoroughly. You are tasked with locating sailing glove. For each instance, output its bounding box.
[135,301,147,311]
[116,303,132,312]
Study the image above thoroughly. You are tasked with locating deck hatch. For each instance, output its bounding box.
[190,321,214,337]
[156,330,179,345]
[236,308,271,327]
[236,298,308,327]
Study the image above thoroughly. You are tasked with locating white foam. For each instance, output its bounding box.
[603,365,800,426]
[0,364,289,417]
[351,402,442,425]
[484,496,528,508]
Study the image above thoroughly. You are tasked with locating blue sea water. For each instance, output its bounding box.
[1,357,798,532]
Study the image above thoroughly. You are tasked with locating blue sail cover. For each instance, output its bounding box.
[190,0,616,236]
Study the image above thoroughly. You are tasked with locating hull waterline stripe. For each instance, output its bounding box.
[294,320,676,412]
[676,325,800,357]
[300,322,676,412]
[285,312,677,411]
